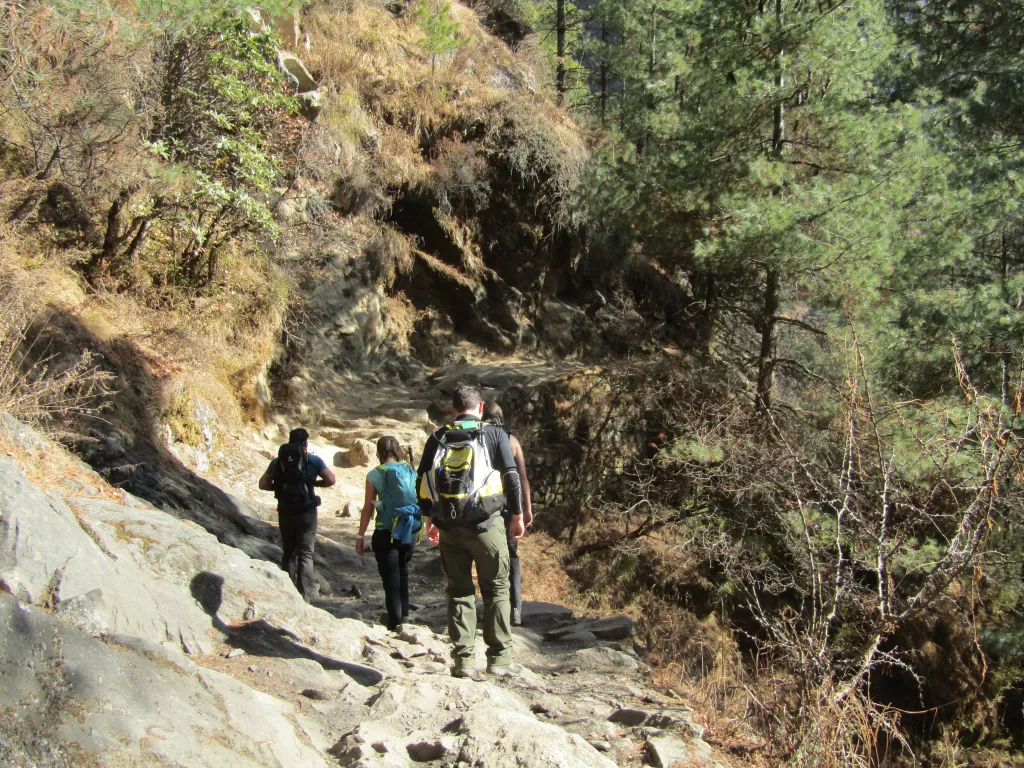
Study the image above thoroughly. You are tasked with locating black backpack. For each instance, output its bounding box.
[274,442,316,514]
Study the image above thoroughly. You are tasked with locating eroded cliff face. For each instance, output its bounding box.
[258,1,692,437]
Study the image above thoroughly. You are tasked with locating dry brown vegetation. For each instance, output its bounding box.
[0,0,300,444]
[513,348,1024,767]
[0,276,115,435]
[293,0,587,346]
[0,0,588,447]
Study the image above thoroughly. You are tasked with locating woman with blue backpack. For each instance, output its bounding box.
[355,436,422,631]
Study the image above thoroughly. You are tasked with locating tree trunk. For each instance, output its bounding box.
[771,0,785,158]
[756,0,785,415]
[647,2,657,111]
[699,271,716,358]
[599,23,608,126]
[88,188,132,279]
[1000,229,1013,409]
[206,245,219,288]
[123,218,151,286]
[755,267,779,414]
[556,0,566,106]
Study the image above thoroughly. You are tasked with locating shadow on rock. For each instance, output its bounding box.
[189,571,227,632]
[223,617,384,687]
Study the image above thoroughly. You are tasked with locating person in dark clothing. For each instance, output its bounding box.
[418,384,526,678]
[356,436,419,630]
[483,401,534,626]
[258,428,335,601]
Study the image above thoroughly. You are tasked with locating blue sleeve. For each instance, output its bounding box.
[266,459,277,475]
[308,455,327,474]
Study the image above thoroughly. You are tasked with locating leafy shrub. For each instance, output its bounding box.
[141,15,298,288]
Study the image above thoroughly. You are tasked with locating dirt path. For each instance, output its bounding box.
[178,359,733,768]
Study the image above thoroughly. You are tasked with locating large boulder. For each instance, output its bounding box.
[0,594,332,768]
[0,456,216,654]
[538,300,585,355]
[278,52,317,92]
[454,709,618,768]
[349,438,377,467]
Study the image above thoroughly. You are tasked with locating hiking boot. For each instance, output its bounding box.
[511,607,522,627]
[452,666,483,681]
[485,662,527,678]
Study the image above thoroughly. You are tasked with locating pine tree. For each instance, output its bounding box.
[867,0,1024,400]
[585,0,914,412]
[416,0,468,78]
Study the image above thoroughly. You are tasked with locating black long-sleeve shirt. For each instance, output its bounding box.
[417,414,523,521]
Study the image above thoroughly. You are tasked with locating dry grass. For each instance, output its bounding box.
[300,0,586,223]
[517,530,577,607]
[0,218,288,450]
[413,248,478,288]
[381,291,418,353]
[533,512,908,768]
[0,417,124,504]
[0,279,116,437]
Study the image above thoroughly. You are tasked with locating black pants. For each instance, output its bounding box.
[372,529,414,630]
[503,513,522,612]
[279,511,317,601]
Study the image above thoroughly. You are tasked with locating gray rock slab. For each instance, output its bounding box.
[284,656,336,688]
[545,615,635,642]
[454,709,618,768]
[558,630,599,643]
[577,645,642,670]
[103,632,198,675]
[0,457,216,654]
[0,594,331,767]
[278,52,317,91]
[226,618,385,686]
[646,735,696,767]
[73,497,311,628]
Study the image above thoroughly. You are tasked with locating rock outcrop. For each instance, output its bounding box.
[0,594,332,768]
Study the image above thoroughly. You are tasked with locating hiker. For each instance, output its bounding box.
[258,428,335,602]
[483,400,534,627]
[418,384,526,678]
[355,436,421,631]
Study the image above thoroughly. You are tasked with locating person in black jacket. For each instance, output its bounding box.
[259,428,335,601]
[483,400,534,626]
[418,384,526,678]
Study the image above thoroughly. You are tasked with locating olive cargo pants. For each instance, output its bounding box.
[438,516,513,669]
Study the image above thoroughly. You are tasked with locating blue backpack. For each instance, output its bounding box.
[377,463,421,545]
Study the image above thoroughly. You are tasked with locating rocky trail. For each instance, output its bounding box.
[0,359,732,768]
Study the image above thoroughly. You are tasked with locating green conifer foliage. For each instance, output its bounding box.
[585,0,916,410]
[869,0,1024,401]
[416,0,469,78]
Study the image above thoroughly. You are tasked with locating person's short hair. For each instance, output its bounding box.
[483,400,504,425]
[377,435,401,463]
[289,428,309,445]
[453,384,483,414]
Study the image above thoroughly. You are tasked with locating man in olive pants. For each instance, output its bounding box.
[418,384,526,678]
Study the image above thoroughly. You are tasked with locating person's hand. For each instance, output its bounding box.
[524,510,534,529]
[508,515,525,540]
[355,536,366,557]
[427,523,440,545]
